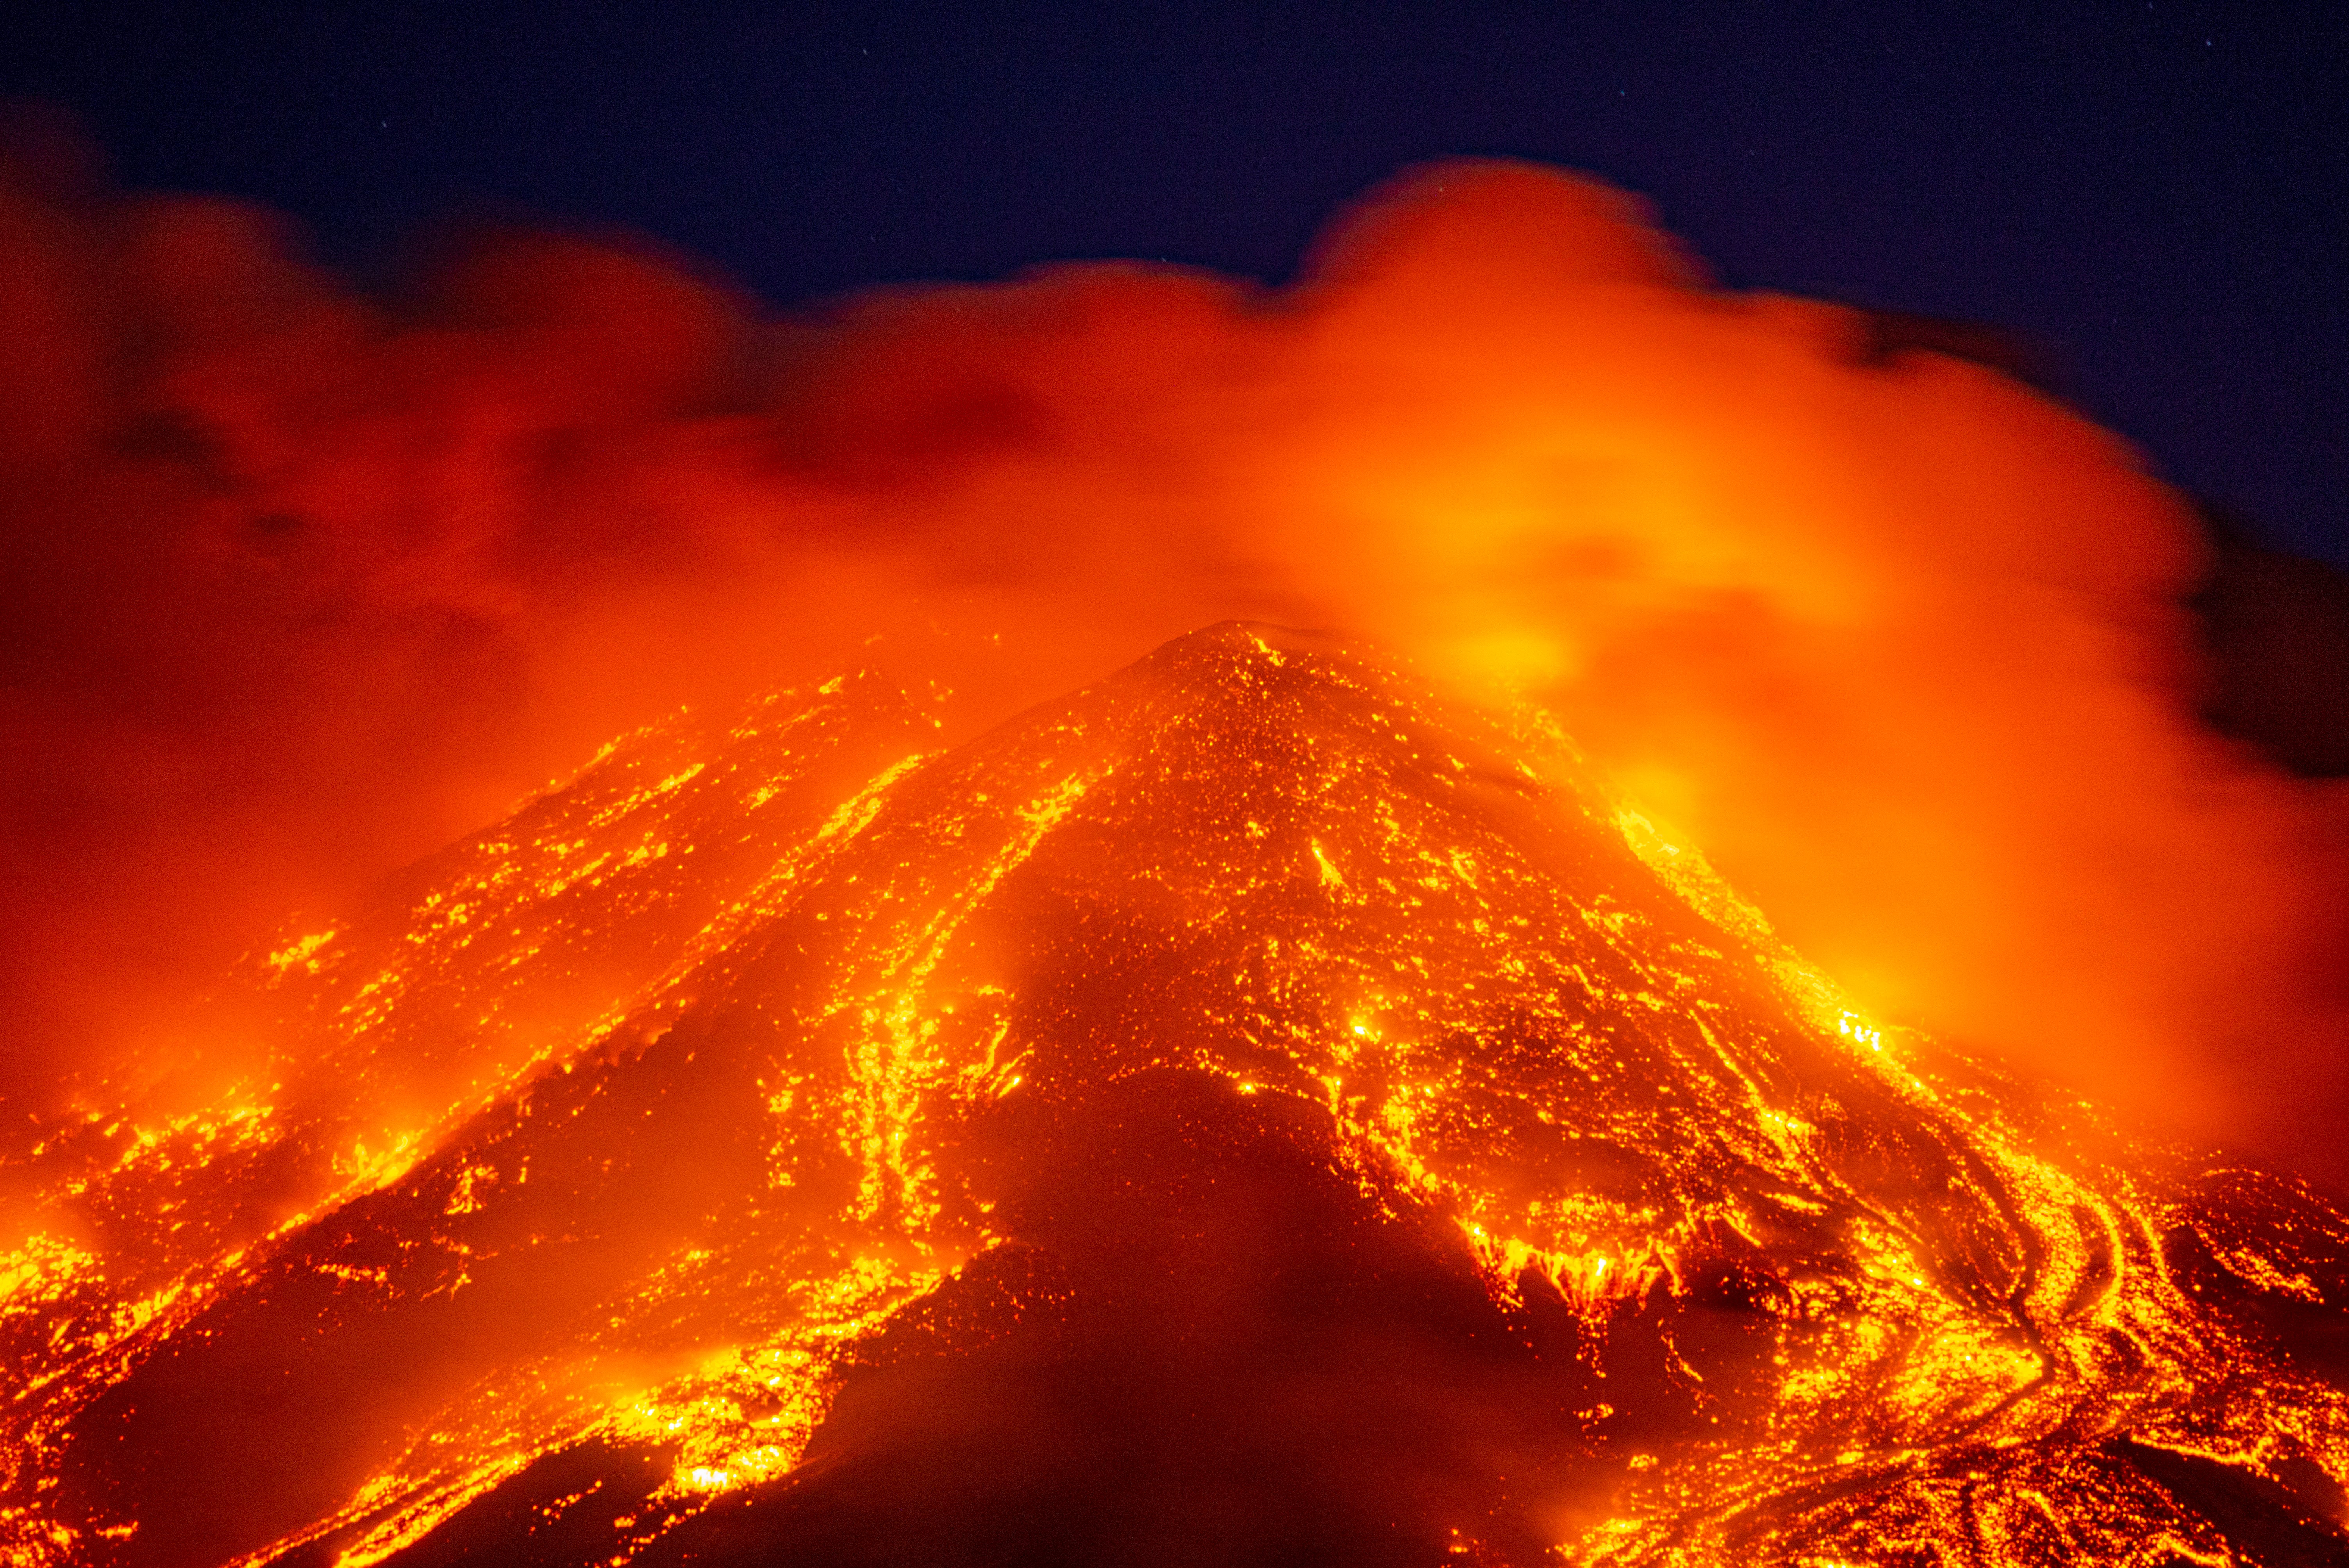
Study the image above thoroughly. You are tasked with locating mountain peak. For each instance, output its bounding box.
[7,626,2347,1568]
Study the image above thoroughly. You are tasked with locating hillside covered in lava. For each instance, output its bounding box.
[6,625,2347,1567]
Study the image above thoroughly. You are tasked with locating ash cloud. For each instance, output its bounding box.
[2,134,2344,1177]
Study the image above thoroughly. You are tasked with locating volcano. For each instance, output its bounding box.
[5,623,2347,1566]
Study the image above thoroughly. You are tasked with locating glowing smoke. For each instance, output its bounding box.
[1,141,2342,1174]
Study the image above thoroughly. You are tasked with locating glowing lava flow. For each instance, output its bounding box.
[4,624,2347,1566]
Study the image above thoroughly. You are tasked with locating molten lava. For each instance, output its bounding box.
[6,625,2346,1565]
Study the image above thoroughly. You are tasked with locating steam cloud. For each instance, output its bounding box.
[2,136,2343,1176]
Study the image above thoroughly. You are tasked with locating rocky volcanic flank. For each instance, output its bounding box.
[6,624,2348,1567]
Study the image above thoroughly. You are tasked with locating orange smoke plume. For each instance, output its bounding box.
[1,146,2342,1174]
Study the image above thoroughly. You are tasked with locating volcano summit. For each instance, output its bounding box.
[5,624,2347,1566]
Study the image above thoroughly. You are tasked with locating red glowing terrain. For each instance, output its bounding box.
[6,625,2347,1566]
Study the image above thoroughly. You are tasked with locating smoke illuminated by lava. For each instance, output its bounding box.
[3,144,2341,1175]
[5,134,2349,1562]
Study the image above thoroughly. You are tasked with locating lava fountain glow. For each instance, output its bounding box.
[3,157,2347,1564]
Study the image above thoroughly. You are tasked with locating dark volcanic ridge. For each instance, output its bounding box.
[5,624,2348,1567]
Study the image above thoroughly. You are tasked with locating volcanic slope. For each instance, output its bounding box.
[8,624,2349,1567]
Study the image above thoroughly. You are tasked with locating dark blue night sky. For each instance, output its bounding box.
[6,1,2341,564]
